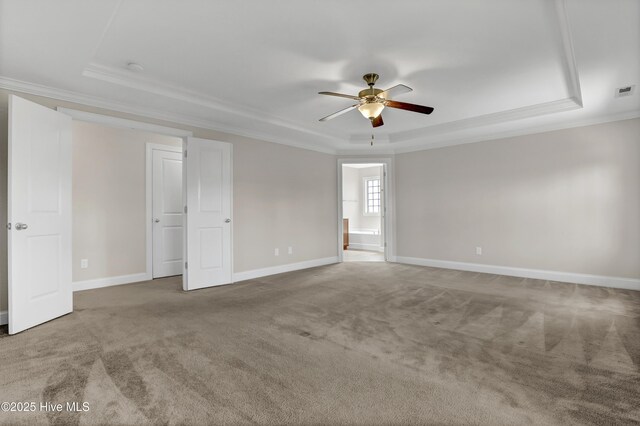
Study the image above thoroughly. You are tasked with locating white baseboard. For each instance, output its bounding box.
[73,272,152,292]
[395,256,640,291]
[233,256,339,283]
[0,310,7,326]
[347,244,384,252]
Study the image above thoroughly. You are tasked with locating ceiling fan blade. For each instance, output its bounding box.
[318,91,362,101]
[371,114,384,128]
[378,84,412,99]
[319,104,359,121]
[385,100,434,115]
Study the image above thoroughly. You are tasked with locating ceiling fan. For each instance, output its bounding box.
[318,73,434,128]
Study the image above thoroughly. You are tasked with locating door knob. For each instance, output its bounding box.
[225,218,231,223]
[154,218,160,223]
[15,223,28,231]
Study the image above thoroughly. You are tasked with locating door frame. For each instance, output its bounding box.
[145,143,183,279]
[337,157,396,263]
[55,108,194,284]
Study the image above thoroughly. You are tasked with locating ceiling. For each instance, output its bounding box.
[0,0,638,154]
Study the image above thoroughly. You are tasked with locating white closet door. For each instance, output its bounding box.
[152,148,183,278]
[183,137,232,290]
[8,95,72,334]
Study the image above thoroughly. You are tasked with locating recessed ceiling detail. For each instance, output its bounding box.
[0,0,638,154]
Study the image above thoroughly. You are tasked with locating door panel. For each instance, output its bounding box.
[27,235,61,299]
[184,137,232,290]
[8,95,72,334]
[162,227,183,261]
[152,148,183,278]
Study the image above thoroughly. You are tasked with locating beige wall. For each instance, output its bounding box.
[0,90,338,311]
[72,121,181,282]
[396,118,640,279]
[1,89,637,312]
[233,139,337,271]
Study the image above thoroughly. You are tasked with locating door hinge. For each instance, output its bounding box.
[384,242,387,247]
[185,262,188,269]
[184,206,188,214]
[6,223,11,230]
[184,150,188,158]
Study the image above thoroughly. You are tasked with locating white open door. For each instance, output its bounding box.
[8,95,72,334]
[152,147,183,278]
[183,137,232,290]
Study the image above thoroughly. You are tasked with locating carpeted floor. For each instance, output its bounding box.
[1,262,639,425]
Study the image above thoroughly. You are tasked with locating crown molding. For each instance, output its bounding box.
[336,148,397,156]
[57,107,194,138]
[3,74,637,158]
[3,75,636,157]
[388,97,581,144]
[0,76,338,154]
[391,109,640,154]
[82,62,344,144]
[554,0,583,107]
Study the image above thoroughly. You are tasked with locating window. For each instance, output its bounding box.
[364,176,381,215]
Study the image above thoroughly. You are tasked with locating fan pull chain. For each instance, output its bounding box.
[371,133,374,146]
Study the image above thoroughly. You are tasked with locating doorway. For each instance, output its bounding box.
[338,158,395,263]
[7,96,234,334]
[148,145,184,278]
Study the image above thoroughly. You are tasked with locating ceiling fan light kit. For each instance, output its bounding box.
[318,73,434,128]
[358,102,385,120]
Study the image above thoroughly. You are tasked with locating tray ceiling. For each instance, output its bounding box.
[0,0,638,153]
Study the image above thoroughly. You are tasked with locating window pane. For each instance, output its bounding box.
[365,177,381,214]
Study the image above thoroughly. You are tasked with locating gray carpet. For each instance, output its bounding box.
[0,262,639,425]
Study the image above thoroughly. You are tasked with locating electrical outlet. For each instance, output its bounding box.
[274,248,279,256]
[80,259,89,269]
[475,246,482,256]
[288,246,293,255]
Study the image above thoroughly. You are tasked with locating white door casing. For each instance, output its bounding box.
[337,158,396,263]
[152,148,183,278]
[8,95,73,334]
[183,137,232,290]
[379,165,386,256]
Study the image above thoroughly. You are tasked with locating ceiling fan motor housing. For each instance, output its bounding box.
[358,87,385,99]
[362,73,379,86]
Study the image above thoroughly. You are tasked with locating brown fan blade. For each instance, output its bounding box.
[385,100,434,115]
[319,104,359,121]
[318,91,362,101]
[371,115,384,128]
[378,84,412,99]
